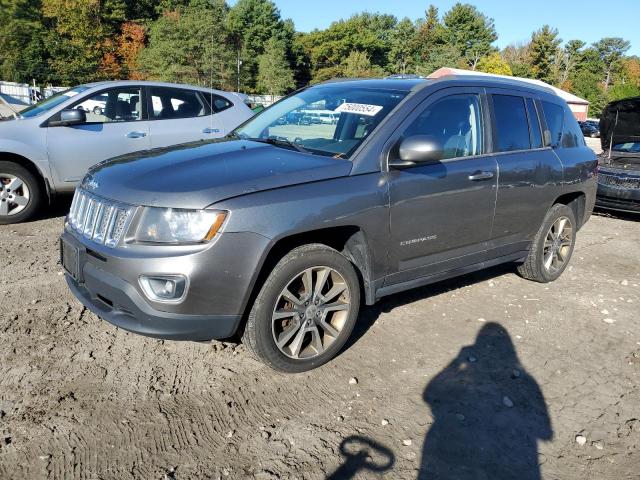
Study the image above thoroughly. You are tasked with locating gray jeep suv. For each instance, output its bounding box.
[61,76,597,372]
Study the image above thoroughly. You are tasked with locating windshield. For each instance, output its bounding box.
[19,86,91,118]
[234,85,408,158]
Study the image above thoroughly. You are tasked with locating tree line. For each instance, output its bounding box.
[1,0,638,116]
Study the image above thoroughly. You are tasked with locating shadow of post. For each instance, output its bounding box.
[419,322,552,479]
[327,435,395,480]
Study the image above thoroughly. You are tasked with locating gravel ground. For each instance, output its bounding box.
[0,199,639,480]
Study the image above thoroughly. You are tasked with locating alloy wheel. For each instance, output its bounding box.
[0,173,30,217]
[271,266,351,360]
[542,216,573,274]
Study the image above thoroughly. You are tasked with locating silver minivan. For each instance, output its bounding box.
[0,80,254,223]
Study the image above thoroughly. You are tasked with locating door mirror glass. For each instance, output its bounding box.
[398,135,444,163]
[50,108,86,127]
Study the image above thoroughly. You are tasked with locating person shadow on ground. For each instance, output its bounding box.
[419,322,552,480]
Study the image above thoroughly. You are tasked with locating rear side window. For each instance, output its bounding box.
[149,87,207,120]
[492,95,531,152]
[542,101,564,146]
[526,99,543,148]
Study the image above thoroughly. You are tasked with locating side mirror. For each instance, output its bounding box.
[49,108,86,127]
[391,135,444,167]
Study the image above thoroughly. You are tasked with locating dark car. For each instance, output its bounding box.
[60,76,597,372]
[596,96,640,213]
[579,121,599,138]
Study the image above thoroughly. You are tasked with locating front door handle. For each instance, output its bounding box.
[125,131,147,139]
[202,127,220,134]
[468,171,494,181]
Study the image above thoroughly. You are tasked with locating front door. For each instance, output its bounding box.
[46,86,150,185]
[386,88,498,286]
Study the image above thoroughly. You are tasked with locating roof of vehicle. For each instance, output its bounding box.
[78,80,241,97]
[428,67,589,104]
[318,77,432,92]
[318,73,566,99]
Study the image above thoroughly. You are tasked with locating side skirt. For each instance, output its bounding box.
[375,251,528,301]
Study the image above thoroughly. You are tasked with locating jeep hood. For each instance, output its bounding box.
[85,139,352,209]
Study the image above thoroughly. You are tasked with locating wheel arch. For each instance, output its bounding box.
[552,191,586,229]
[236,226,375,339]
[0,152,51,203]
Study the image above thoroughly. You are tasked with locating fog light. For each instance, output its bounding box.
[139,275,188,303]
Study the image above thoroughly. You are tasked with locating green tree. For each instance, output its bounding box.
[0,0,48,83]
[529,25,561,84]
[257,37,295,96]
[138,1,234,88]
[342,50,385,78]
[389,18,417,74]
[441,3,497,69]
[558,39,585,86]
[502,42,532,78]
[476,52,512,75]
[300,13,397,83]
[412,5,444,63]
[593,37,631,90]
[415,44,462,76]
[227,0,286,91]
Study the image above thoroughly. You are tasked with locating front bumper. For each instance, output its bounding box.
[61,228,270,341]
[66,267,241,340]
[596,182,640,213]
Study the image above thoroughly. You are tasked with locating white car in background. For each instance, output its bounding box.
[0,80,255,223]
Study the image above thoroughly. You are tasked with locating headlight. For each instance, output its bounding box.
[133,208,227,244]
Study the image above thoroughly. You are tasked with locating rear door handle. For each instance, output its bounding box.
[468,171,494,181]
[202,128,220,134]
[125,131,147,138]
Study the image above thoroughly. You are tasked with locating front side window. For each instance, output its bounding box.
[234,85,408,158]
[493,95,531,152]
[149,87,207,120]
[73,87,142,123]
[403,94,483,159]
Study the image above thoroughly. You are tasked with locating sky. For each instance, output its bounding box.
[228,0,639,56]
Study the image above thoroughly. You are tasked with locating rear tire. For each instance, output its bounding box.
[0,161,43,224]
[242,244,360,372]
[517,203,576,283]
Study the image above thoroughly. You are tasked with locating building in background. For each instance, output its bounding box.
[428,67,590,121]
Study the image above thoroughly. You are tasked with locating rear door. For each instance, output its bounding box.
[486,89,563,257]
[146,86,224,148]
[386,87,498,285]
[46,85,150,184]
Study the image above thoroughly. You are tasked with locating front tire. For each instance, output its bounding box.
[0,161,43,224]
[242,244,361,372]
[517,203,577,283]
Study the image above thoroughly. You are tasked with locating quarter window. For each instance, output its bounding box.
[561,107,585,148]
[492,95,531,152]
[149,87,207,120]
[73,87,142,123]
[542,101,564,147]
[403,94,483,159]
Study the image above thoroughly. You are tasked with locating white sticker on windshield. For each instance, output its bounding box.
[334,102,383,117]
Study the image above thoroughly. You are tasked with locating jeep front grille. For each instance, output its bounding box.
[598,173,640,189]
[67,189,133,247]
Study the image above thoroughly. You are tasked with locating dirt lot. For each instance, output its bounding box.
[0,200,639,479]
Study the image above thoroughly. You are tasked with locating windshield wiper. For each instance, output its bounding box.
[247,137,309,154]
